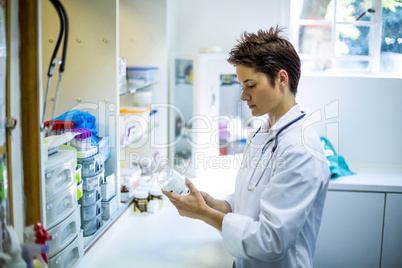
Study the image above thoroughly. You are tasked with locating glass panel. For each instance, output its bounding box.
[299,25,332,55]
[218,76,248,156]
[301,58,332,72]
[337,0,373,22]
[333,59,369,72]
[172,59,194,173]
[298,0,334,19]
[336,25,370,56]
[380,2,402,74]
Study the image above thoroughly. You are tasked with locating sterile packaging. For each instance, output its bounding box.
[157,168,189,196]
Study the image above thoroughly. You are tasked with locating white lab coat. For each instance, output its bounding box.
[222,104,330,268]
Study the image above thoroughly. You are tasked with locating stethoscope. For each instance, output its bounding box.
[247,111,306,191]
[41,0,69,135]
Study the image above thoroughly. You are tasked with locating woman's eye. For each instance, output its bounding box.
[248,85,255,88]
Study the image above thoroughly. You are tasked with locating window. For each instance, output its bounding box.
[290,0,402,75]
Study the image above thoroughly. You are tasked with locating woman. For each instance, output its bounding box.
[162,26,330,268]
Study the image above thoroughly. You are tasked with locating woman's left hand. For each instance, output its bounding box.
[162,178,209,220]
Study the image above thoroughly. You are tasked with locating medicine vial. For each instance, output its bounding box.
[133,190,149,212]
[149,187,163,210]
[157,168,189,196]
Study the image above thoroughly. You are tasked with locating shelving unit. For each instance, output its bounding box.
[40,0,168,256]
[119,83,157,97]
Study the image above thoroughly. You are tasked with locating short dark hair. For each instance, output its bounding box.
[227,26,301,95]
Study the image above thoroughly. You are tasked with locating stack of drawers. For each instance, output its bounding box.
[44,149,83,267]
[78,148,104,237]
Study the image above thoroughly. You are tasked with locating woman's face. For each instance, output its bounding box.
[236,65,281,117]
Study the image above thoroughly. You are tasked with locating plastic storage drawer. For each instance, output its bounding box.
[81,199,102,221]
[82,168,104,192]
[81,187,101,207]
[78,153,104,177]
[46,183,77,228]
[101,196,118,220]
[48,230,83,268]
[48,206,81,258]
[45,150,75,197]
[82,214,103,237]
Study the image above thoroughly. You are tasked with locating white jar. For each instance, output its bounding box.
[157,168,189,196]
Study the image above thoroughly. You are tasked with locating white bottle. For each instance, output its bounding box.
[157,168,189,196]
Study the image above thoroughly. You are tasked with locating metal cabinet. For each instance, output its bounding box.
[313,190,385,268]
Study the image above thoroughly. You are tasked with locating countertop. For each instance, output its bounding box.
[79,198,233,268]
[78,163,402,267]
[328,164,402,193]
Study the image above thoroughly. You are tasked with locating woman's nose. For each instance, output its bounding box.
[240,90,249,101]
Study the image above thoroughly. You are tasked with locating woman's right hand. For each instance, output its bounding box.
[200,191,232,214]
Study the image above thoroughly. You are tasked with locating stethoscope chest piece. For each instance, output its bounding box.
[248,185,256,191]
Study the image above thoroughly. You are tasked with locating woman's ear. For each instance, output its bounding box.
[277,69,288,89]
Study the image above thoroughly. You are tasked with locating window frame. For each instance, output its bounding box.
[290,0,383,74]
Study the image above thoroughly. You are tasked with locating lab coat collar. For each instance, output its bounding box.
[266,104,303,135]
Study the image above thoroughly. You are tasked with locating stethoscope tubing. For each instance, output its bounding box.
[247,111,306,191]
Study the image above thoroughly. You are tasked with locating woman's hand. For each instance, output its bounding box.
[162,178,209,220]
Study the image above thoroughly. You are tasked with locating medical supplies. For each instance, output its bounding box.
[149,187,163,210]
[133,190,149,212]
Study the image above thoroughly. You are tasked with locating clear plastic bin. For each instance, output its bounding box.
[78,153,104,177]
[81,187,101,207]
[82,214,103,237]
[81,199,102,221]
[45,150,76,198]
[82,168,104,192]
[101,196,118,220]
[48,230,83,268]
[127,66,158,86]
[48,206,81,258]
[46,183,78,229]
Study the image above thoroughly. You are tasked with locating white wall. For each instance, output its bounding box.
[168,0,290,55]
[297,75,402,167]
